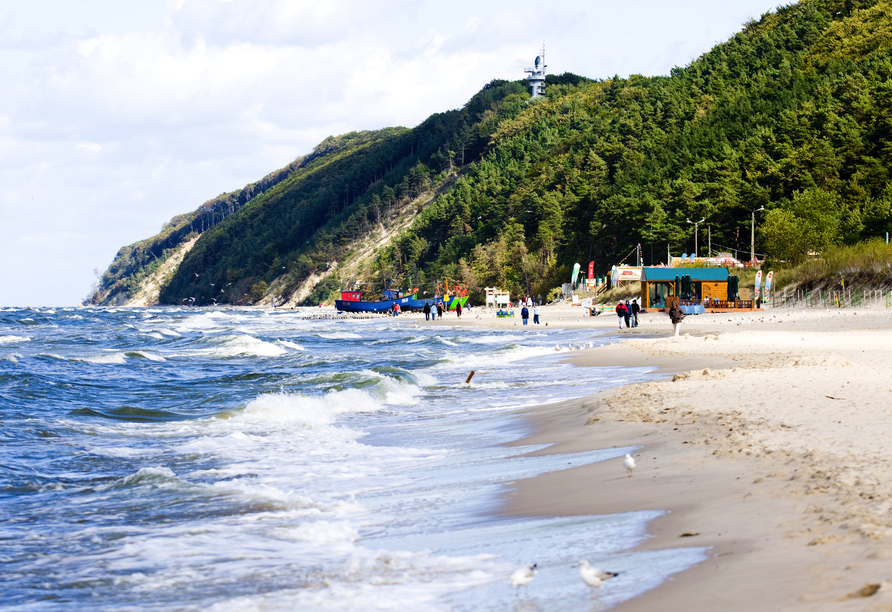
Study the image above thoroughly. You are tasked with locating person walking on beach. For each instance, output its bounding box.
[623,300,632,328]
[431,302,437,321]
[630,299,640,328]
[456,302,462,318]
[615,301,627,329]
[392,302,400,317]
[521,304,529,325]
[669,301,684,336]
[423,302,431,321]
[533,304,540,324]
[436,302,443,319]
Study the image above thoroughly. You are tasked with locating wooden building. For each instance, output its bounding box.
[640,267,730,309]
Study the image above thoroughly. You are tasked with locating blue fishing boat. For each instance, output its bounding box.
[335,287,417,313]
[406,296,445,311]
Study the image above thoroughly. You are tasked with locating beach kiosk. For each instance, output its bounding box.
[640,267,731,310]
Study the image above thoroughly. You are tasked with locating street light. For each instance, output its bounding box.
[751,206,765,262]
[686,217,705,257]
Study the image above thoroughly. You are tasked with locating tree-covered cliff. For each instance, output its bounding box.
[93,0,892,306]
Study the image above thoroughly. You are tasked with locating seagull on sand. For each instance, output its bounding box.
[574,560,619,598]
[509,563,537,594]
[623,453,636,477]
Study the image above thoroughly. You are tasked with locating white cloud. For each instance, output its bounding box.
[0,0,780,306]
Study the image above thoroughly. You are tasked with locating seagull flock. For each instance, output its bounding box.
[508,453,635,597]
[509,560,619,598]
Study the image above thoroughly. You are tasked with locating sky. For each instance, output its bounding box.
[0,0,783,307]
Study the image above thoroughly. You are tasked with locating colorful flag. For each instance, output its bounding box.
[754,270,763,301]
[764,271,773,303]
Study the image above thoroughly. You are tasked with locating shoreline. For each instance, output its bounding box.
[499,306,892,610]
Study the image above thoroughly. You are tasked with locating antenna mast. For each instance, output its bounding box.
[523,42,547,98]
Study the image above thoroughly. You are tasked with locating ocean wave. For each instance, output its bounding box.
[463,334,524,344]
[280,520,360,546]
[0,335,30,345]
[200,335,286,358]
[240,388,390,428]
[357,369,425,405]
[276,340,304,351]
[88,445,158,458]
[125,351,166,362]
[139,332,165,340]
[2,353,22,363]
[412,370,439,387]
[108,466,181,490]
[435,344,559,369]
[80,352,129,365]
[174,311,235,332]
[317,331,362,340]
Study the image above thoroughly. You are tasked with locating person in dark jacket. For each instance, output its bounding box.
[436,303,443,319]
[630,299,640,328]
[423,302,431,321]
[669,302,684,336]
[521,305,529,325]
[623,300,632,328]
[615,302,627,329]
[456,302,462,318]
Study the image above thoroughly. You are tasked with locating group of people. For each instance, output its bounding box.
[519,296,541,325]
[421,301,443,320]
[614,299,640,329]
[419,300,464,320]
[614,298,685,335]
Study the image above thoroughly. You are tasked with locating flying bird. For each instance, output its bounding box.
[509,563,537,594]
[574,560,618,598]
[623,454,636,477]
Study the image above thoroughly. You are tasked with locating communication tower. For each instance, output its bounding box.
[524,43,547,98]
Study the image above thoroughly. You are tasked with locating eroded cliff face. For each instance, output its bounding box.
[120,236,201,307]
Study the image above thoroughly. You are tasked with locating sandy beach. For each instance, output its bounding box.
[293,301,892,607]
[453,301,892,610]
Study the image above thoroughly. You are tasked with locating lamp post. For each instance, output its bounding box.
[686,217,705,257]
[750,206,765,262]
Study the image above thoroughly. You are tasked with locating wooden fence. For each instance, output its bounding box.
[774,288,892,309]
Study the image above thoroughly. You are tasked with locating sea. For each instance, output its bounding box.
[0,307,707,611]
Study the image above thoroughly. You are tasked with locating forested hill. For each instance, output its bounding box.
[92,0,892,306]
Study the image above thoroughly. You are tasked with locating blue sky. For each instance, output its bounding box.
[0,0,781,306]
